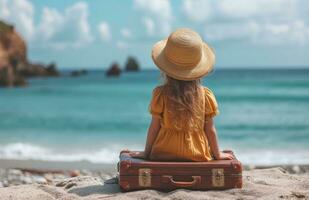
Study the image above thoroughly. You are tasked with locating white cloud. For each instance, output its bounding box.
[116,41,128,50]
[121,28,131,38]
[182,0,309,45]
[256,21,309,45]
[222,0,298,20]
[205,21,259,41]
[36,2,92,49]
[142,17,155,36]
[204,20,309,46]
[0,0,35,40]
[0,0,93,49]
[98,22,111,42]
[0,0,10,18]
[182,0,212,22]
[183,0,298,22]
[134,0,172,37]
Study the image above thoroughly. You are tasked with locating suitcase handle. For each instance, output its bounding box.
[161,175,201,188]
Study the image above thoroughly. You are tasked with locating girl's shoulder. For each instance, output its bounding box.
[202,86,217,99]
[202,86,215,96]
[149,86,165,118]
[152,85,164,96]
[150,86,165,104]
[202,86,219,117]
[153,85,216,98]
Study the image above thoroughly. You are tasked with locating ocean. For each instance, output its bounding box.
[0,69,309,165]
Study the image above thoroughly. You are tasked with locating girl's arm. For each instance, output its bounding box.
[144,116,161,157]
[204,118,233,160]
[131,116,161,159]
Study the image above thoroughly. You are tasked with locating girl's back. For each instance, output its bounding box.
[149,77,218,161]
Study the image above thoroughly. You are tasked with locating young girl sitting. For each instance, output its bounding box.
[131,28,233,161]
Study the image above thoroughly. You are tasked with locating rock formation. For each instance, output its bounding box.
[124,56,140,72]
[0,20,59,87]
[18,62,59,78]
[106,62,121,77]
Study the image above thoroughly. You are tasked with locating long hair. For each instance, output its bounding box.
[161,74,204,131]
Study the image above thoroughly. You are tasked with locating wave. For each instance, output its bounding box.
[220,124,309,131]
[236,149,309,165]
[0,143,309,165]
[0,143,134,164]
[218,95,309,102]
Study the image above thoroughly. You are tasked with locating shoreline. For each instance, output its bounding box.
[1,159,309,174]
[0,159,116,172]
[1,159,309,189]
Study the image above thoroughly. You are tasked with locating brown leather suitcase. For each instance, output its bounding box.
[118,150,242,192]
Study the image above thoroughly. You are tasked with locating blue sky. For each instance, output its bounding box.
[1,0,309,69]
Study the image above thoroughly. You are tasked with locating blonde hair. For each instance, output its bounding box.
[161,74,204,131]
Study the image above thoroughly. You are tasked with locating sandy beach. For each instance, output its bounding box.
[0,161,309,200]
[1,0,309,199]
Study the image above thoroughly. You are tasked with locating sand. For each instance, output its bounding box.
[0,167,308,200]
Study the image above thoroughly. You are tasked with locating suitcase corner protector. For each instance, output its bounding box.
[119,180,130,191]
[120,159,132,170]
[231,160,243,172]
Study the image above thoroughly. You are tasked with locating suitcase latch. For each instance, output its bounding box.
[212,168,224,187]
[139,168,151,187]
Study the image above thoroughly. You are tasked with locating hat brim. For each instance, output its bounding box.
[151,39,215,81]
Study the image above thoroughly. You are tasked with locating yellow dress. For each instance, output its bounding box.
[148,86,219,161]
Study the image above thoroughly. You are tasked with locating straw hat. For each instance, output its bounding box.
[152,28,215,81]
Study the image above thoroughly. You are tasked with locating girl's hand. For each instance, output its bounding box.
[216,152,234,160]
[130,151,146,159]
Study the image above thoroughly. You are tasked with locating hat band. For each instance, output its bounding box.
[164,53,198,70]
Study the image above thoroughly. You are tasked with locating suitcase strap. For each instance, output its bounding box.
[161,175,201,188]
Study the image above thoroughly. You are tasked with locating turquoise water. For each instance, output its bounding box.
[0,69,309,165]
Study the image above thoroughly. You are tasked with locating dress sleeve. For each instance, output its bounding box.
[149,87,164,119]
[204,87,219,118]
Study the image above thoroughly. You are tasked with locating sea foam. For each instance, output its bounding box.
[0,143,130,163]
[1,143,309,165]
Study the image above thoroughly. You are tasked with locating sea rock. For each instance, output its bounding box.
[0,34,26,87]
[45,62,59,76]
[0,68,27,87]
[19,62,59,77]
[125,56,140,72]
[0,20,59,87]
[106,62,121,77]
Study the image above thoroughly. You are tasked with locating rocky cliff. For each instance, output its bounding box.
[0,20,59,87]
[106,62,121,77]
[124,56,140,72]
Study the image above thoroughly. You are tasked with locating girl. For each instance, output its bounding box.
[132,28,233,161]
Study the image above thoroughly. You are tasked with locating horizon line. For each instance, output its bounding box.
[58,66,309,71]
